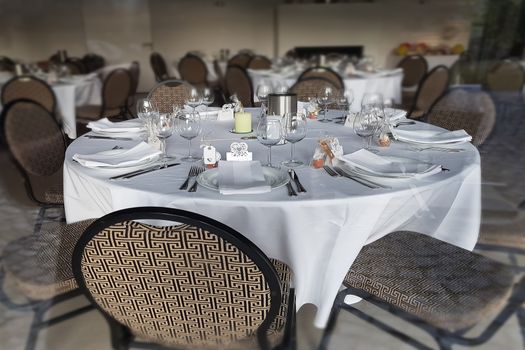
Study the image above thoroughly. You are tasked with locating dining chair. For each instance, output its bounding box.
[298,67,345,91]
[397,54,428,88]
[65,58,86,75]
[319,231,525,350]
[72,207,296,350]
[125,61,140,117]
[76,68,132,122]
[147,79,192,114]
[178,53,209,88]
[248,55,273,70]
[82,53,105,73]
[150,52,171,82]
[290,77,340,102]
[228,53,254,69]
[1,75,57,114]
[485,60,525,93]
[426,89,496,147]
[225,65,254,107]
[407,65,450,119]
[0,55,16,72]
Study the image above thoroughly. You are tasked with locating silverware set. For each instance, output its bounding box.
[323,164,389,189]
[179,166,205,192]
[288,169,306,194]
[85,135,133,141]
[109,162,180,180]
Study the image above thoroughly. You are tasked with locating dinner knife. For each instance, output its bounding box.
[110,162,180,180]
[85,135,134,141]
[290,170,307,193]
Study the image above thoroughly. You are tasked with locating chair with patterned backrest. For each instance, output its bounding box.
[290,77,340,102]
[0,99,95,350]
[426,89,496,147]
[228,53,254,69]
[1,75,56,114]
[73,207,296,350]
[147,79,193,114]
[319,231,525,350]
[150,52,171,82]
[485,60,525,93]
[248,55,272,70]
[178,53,209,88]
[76,68,132,122]
[225,65,254,107]
[407,65,450,119]
[298,67,344,91]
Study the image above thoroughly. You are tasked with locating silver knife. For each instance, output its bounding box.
[86,135,134,141]
[290,170,307,193]
[110,162,180,180]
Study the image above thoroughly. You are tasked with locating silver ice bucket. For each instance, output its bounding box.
[267,93,297,118]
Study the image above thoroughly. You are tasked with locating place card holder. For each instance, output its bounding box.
[217,104,234,121]
[226,142,252,161]
[202,145,222,168]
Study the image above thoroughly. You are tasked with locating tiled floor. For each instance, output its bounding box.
[0,94,524,349]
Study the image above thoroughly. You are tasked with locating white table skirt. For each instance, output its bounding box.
[63,114,480,328]
[248,70,403,112]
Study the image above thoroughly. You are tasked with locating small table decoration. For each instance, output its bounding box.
[226,142,252,161]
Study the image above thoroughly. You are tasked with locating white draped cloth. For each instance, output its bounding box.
[63,114,480,328]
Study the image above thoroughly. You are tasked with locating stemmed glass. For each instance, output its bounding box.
[155,112,177,166]
[201,87,215,113]
[335,90,354,122]
[317,86,335,123]
[185,87,202,112]
[282,113,307,167]
[256,82,272,114]
[136,98,159,142]
[256,117,282,168]
[177,111,202,162]
[354,104,381,153]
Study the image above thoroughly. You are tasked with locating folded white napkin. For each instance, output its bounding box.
[392,128,472,144]
[218,161,271,195]
[183,106,221,117]
[384,108,407,122]
[73,142,161,168]
[87,118,144,134]
[338,149,442,179]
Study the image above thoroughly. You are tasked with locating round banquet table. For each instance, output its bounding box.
[248,69,403,112]
[63,110,480,328]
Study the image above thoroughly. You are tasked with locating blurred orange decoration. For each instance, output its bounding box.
[394,42,465,56]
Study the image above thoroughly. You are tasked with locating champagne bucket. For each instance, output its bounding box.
[267,93,297,119]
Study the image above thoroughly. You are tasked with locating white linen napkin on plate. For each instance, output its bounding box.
[218,161,271,195]
[392,128,472,144]
[87,118,144,134]
[338,149,442,179]
[384,108,407,122]
[73,142,161,168]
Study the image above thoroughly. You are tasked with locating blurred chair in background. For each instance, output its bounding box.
[408,65,450,119]
[290,77,340,102]
[248,55,272,70]
[298,66,344,90]
[82,53,105,73]
[227,53,253,69]
[397,54,428,110]
[178,53,209,88]
[225,65,254,107]
[0,56,16,72]
[485,60,525,93]
[1,75,56,115]
[147,79,192,114]
[150,52,171,82]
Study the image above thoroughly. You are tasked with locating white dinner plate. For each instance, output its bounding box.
[336,156,439,179]
[196,166,289,192]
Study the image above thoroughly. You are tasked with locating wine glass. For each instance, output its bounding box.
[282,113,307,167]
[361,92,386,126]
[177,111,202,162]
[353,108,381,153]
[185,87,202,112]
[155,112,177,166]
[317,86,335,123]
[136,99,159,141]
[201,87,215,112]
[256,82,272,113]
[256,117,282,168]
[336,90,354,122]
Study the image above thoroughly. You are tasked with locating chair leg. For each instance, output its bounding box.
[318,291,346,350]
[108,318,131,350]
[24,300,51,350]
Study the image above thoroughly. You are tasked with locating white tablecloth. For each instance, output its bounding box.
[248,70,403,112]
[63,112,480,328]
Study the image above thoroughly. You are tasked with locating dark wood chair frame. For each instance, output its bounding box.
[319,276,525,350]
[1,75,58,115]
[177,53,209,87]
[297,66,345,91]
[99,68,133,120]
[72,207,296,350]
[397,54,428,87]
[150,52,171,82]
[408,65,450,120]
[225,64,255,107]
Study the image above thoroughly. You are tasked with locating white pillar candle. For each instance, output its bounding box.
[234,112,252,133]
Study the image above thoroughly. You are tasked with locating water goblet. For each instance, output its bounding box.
[256,82,272,112]
[317,86,335,123]
[137,98,158,141]
[336,90,354,122]
[282,113,307,167]
[155,112,176,166]
[353,109,381,153]
[185,87,202,112]
[256,117,282,168]
[177,111,202,162]
[201,87,215,113]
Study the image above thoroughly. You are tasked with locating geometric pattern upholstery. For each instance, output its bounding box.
[2,219,95,300]
[3,100,65,177]
[1,76,56,114]
[147,80,192,114]
[427,89,496,146]
[298,67,344,90]
[44,183,64,205]
[397,55,428,87]
[290,77,340,102]
[344,231,515,332]
[486,60,525,93]
[410,65,450,119]
[79,221,292,349]
[225,66,254,108]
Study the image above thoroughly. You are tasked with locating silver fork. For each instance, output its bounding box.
[179,166,198,190]
[188,167,205,192]
[323,165,339,177]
